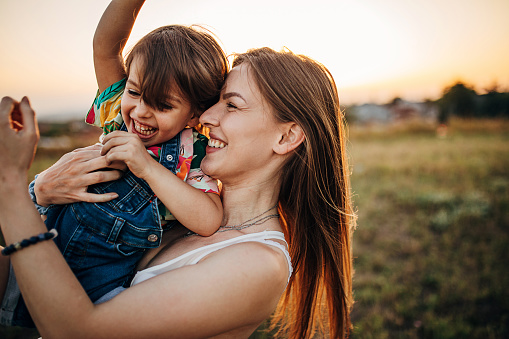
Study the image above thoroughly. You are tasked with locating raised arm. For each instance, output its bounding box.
[30,1,147,207]
[93,0,146,92]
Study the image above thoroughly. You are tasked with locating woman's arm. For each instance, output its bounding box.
[0,96,94,333]
[85,242,287,338]
[0,96,287,338]
[93,0,146,92]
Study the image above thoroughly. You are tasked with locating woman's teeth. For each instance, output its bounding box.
[134,121,156,135]
[208,139,226,148]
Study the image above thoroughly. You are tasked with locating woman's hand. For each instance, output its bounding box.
[34,144,126,206]
[0,96,39,180]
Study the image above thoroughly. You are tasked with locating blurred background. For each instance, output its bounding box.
[1,0,508,338]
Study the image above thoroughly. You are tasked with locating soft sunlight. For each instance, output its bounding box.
[1,0,508,116]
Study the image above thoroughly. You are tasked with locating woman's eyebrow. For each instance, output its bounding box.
[223,92,246,103]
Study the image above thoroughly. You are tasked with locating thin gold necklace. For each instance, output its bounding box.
[185,204,279,237]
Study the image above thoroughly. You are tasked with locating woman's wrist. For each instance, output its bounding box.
[0,174,30,209]
[0,170,27,190]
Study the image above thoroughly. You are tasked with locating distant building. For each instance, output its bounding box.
[349,104,392,124]
[389,99,438,122]
[347,99,438,124]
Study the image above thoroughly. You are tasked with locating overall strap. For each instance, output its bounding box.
[158,130,182,174]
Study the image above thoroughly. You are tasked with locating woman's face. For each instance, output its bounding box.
[199,64,283,184]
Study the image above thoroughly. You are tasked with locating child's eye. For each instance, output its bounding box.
[127,89,140,97]
[160,103,174,111]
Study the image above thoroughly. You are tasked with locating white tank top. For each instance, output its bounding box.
[131,230,292,286]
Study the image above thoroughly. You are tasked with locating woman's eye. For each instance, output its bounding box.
[226,102,237,110]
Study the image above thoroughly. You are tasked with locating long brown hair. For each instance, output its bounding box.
[233,48,356,338]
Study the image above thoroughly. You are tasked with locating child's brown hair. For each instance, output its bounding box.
[125,25,227,115]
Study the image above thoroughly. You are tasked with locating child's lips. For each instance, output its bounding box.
[133,120,157,138]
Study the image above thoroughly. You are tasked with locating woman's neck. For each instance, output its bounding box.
[220,179,280,228]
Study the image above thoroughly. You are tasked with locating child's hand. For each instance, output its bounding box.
[101,131,156,179]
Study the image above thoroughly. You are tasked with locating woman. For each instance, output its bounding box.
[0,48,355,338]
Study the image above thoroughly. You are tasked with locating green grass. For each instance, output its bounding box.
[2,118,508,338]
[349,118,509,338]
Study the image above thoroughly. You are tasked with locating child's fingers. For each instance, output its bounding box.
[104,148,129,165]
[101,130,130,144]
[100,131,133,155]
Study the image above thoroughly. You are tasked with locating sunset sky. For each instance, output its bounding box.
[1,0,508,119]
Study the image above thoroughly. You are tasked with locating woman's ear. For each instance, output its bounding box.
[273,122,305,155]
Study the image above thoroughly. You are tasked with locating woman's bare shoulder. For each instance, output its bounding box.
[202,239,290,288]
[87,239,289,338]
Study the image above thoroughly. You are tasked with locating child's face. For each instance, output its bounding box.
[121,58,199,147]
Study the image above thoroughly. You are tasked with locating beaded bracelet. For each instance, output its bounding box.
[1,229,58,256]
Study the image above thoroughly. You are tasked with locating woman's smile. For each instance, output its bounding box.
[207,138,226,149]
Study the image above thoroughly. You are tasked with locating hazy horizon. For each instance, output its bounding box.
[2,0,509,118]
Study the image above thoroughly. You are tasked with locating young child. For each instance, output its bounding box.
[11,0,226,328]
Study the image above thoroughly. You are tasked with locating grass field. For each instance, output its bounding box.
[1,118,508,338]
[348,118,509,338]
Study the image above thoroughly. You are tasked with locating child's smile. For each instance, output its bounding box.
[133,119,158,138]
[120,56,199,147]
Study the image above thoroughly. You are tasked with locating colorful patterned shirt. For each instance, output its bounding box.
[86,78,219,223]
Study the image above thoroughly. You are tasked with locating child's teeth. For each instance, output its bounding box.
[135,121,156,135]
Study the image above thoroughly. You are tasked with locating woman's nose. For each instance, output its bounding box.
[200,102,221,126]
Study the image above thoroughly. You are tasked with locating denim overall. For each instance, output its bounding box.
[13,126,181,327]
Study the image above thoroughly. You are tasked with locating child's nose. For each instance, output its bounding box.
[134,100,151,118]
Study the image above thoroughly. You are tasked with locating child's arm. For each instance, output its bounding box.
[101,131,223,236]
[147,165,223,237]
[93,0,146,93]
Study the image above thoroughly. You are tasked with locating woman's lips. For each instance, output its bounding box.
[206,134,227,153]
[208,138,226,148]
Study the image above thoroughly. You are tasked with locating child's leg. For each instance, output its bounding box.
[0,253,9,301]
[0,259,34,327]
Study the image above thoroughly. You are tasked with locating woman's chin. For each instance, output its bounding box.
[200,160,215,178]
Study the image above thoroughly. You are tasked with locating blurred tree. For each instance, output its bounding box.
[438,82,478,120]
[388,97,403,106]
[480,83,509,117]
